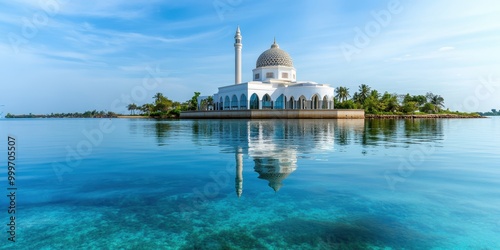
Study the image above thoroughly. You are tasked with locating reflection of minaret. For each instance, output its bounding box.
[235,147,243,197]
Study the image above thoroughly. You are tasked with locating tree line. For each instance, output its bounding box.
[126,92,206,118]
[478,109,500,116]
[335,84,448,114]
[5,110,117,118]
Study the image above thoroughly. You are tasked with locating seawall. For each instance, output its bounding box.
[365,114,484,119]
[180,109,364,119]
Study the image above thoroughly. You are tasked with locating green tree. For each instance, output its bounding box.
[188,92,201,111]
[402,94,426,110]
[206,96,214,110]
[352,92,360,104]
[426,92,445,112]
[363,90,384,114]
[402,101,418,114]
[152,93,173,113]
[380,92,399,112]
[357,84,371,104]
[141,103,154,116]
[153,93,165,104]
[335,86,351,103]
[127,103,138,115]
[420,103,436,113]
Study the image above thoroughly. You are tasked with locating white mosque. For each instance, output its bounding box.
[210,26,335,111]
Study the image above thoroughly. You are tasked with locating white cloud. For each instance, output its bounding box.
[439,46,455,52]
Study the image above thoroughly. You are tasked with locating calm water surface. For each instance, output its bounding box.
[0,118,499,249]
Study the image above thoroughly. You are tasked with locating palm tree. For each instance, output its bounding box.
[141,104,153,116]
[426,92,445,112]
[127,103,138,115]
[206,96,214,110]
[352,92,360,104]
[369,90,380,99]
[358,84,371,104]
[430,95,445,112]
[189,92,201,110]
[153,92,165,104]
[381,92,399,112]
[335,87,350,102]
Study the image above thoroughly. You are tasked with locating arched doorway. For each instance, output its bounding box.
[240,94,247,109]
[219,97,223,110]
[262,94,272,109]
[275,94,285,109]
[250,93,259,109]
[224,96,230,110]
[231,95,238,110]
[312,94,320,109]
[298,95,306,109]
[289,96,295,109]
[322,95,329,109]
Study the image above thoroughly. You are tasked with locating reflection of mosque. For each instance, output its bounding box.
[192,120,339,197]
[141,119,441,196]
[235,144,298,197]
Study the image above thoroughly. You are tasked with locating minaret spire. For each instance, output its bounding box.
[234,26,242,84]
[271,37,279,48]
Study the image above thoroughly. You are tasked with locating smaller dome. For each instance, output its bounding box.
[256,40,294,68]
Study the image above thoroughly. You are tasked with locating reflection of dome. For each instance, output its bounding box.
[256,40,294,68]
[254,157,297,192]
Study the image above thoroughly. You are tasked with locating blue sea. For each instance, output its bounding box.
[0,117,499,249]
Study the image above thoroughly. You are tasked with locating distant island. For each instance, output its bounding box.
[5,110,118,119]
[477,109,500,116]
[4,85,492,119]
[4,92,200,119]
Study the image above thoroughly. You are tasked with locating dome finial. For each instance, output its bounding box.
[271,37,279,49]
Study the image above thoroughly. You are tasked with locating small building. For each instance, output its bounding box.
[211,26,335,111]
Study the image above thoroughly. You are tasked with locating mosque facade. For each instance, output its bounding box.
[210,26,335,111]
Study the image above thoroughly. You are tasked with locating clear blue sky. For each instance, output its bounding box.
[1,0,499,114]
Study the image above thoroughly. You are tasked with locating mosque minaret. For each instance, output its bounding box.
[234,26,242,84]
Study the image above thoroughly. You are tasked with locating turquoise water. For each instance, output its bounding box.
[0,118,499,249]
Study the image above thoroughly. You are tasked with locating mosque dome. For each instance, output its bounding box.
[256,39,294,68]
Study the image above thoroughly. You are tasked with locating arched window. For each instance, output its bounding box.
[322,95,329,109]
[224,96,230,110]
[240,94,247,109]
[262,94,272,109]
[275,94,285,109]
[250,93,259,109]
[289,96,295,109]
[231,95,238,109]
[298,95,306,109]
[219,97,223,110]
[312,94,320,110]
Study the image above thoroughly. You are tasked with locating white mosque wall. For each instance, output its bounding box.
[252,66,296,82]
[212,81,335,111]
